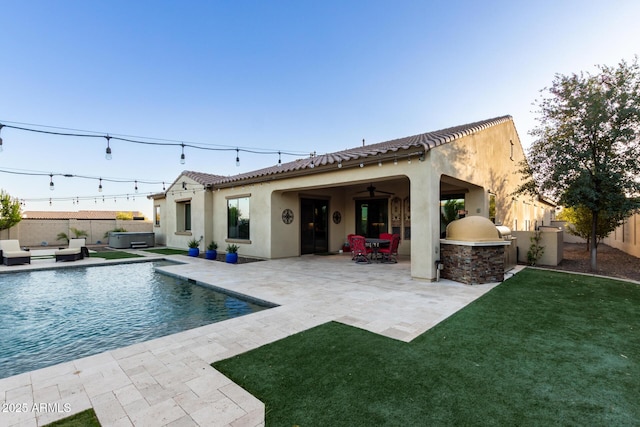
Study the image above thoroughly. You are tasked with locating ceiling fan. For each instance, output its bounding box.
[357,183,395,198]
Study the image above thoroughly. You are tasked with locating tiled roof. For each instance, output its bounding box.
[182,171,227,186]
[22,210,147,220]
[179,115,512,188]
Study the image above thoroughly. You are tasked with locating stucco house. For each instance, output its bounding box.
[150,115,554,281]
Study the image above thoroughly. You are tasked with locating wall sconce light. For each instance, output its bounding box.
[182,182,187,190]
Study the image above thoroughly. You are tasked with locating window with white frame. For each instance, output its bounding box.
[176,199,192,232]
[227,196,250,240]
[154,205,161,226]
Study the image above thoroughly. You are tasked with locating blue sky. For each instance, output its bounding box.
[1,0,639,218]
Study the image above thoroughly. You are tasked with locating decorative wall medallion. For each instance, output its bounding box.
[282,208,294,224]
[332,211,342,224]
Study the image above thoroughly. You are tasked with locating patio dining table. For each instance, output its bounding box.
[365,238,390,262]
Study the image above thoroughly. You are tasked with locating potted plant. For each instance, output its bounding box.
[187,238,200,257]
[225,244,239,264]
[205,241,218,260]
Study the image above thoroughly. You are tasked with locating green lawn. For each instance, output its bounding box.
[143,248,188,255]
[88,251,142,260]
[44,409,100,427]
[214,269,640,425]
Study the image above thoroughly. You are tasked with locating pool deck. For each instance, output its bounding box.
[0,252,522,426]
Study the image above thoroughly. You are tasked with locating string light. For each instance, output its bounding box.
[0,124,4,152]
[180,143,186,164]
[105,136,112,160]
[0,167,164,187]
[49,174,54,191]
[98,178,103,192]
[235,148,240,167]
[337,160,342,168]
[0,121,307,166]
[277,151,282,168]
[134,180,139,193]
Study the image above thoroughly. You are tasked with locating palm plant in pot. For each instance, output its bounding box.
[205,241,218,260]
[225,244,239,264]
[187,238,201,257]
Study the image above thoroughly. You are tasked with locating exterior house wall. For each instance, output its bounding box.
[159,176,209,251]
[151,118,545,281]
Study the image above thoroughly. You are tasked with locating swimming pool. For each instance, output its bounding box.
[0,261,271,379]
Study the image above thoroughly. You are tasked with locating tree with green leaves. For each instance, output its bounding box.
[0,190,22,231]
[557,205,616,251]
[516,58,640,270]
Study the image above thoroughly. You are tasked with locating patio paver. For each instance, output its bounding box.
[0,253,519,426]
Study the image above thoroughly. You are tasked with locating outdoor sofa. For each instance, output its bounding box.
[0,239,31,266]
[55,238,89,262]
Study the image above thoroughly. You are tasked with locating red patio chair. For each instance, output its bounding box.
[379,234,400,263]
[379,232,393,241]
[350,235,372,263]
[347,234,356,260]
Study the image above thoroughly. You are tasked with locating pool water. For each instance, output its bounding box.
[0,261,270,379]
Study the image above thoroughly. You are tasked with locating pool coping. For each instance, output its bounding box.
[0,253,518,426]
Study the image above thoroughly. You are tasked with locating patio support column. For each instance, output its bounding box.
[409,167,441,281]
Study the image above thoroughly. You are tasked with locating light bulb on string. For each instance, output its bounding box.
[162,182,166,191]
[277,151,282,168]
[105,136,112,160]
[180,143,186,164]
[0,124,4,153]
[98,178,103,192]
[49,198,52,206]
[235,148,240,167]
[49,174,54,191]
[134,180,138,193]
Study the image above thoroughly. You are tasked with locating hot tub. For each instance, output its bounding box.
[108,232,155,249]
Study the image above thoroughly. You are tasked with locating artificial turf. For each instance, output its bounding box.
[213,269,640,425]
[43,409,100,427]
[143,248,188,255]
[88,251,142,259]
